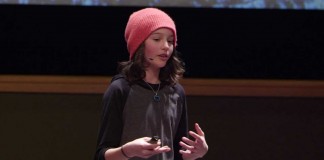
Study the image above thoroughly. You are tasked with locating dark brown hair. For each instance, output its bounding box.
[118,44,185,85]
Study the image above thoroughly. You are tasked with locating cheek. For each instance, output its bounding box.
[144,44,157,56]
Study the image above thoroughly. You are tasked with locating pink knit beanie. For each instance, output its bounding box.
[125,8,177,60]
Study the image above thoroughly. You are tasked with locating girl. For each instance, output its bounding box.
[94,8,208,160]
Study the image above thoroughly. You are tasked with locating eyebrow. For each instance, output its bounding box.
[151,32,174,37]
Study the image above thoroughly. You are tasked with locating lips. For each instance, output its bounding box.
[158,54,169,61]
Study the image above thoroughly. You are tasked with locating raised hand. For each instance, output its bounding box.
[179,123,209,160]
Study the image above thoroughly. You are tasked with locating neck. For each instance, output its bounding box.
[144,68,160,84]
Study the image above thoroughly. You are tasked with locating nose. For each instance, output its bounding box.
[161,40,171,50]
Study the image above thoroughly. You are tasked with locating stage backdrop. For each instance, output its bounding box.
[1,5,324,79]
[1,0,324,9]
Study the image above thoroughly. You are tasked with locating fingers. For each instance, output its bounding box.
[179,123,208,159]
[186,123,205,141]
[179,141,200,159]
[187,123,206,145]
[155,146,171,152]
[194,123,205,136]
[180,124,204,146]
[179,148,192,155]
[132,146,170,159]
[138,137,171,158]
[179,140,195,151]
[189,131,206,145]
[142,142,161,150]
[181,136,196,147]
[140,145,171,158]
[142,137,153,142]
[124,137,172,159]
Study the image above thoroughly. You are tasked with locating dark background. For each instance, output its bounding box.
[1,93,324,160]
[1,5,324,79]
[1,4,324,160]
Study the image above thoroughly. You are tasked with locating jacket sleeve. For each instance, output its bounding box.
[94,77,130,160]
[173,84,189,160]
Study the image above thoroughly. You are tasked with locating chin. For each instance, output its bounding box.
[157,63,167,68]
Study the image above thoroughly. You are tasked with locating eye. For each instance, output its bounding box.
[150,36,160,41]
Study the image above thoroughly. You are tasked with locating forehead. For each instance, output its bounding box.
[151,28,174,36]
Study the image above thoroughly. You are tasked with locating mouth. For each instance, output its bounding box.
[158,54,169,61]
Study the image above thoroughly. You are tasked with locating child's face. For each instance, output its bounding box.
[144,28,174,69]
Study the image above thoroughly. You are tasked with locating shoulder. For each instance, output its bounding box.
[110,74,129,88]
[104,74,130,97]
[172,83,186,97]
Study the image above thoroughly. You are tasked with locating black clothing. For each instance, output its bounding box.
[94,74,188,160]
